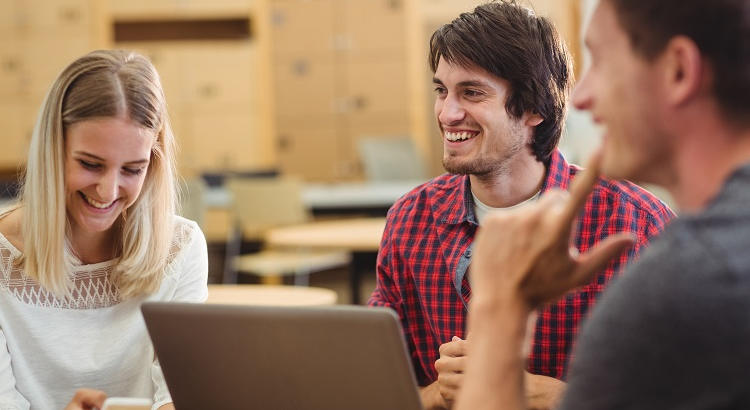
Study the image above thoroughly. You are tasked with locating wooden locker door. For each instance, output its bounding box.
[420,0,482,21]
[108,0,178,17]
[0,0,22,28]
[183,105,261,171]
[171,0,253,15]
[276,117,343,181]
[21,30,93,105]
[22,0,92,30]
[0,102,32,168]
[274,56,339,119]
[270,0,336,58]
[344,57,409,120]
[20,0,95,106]
[0,28,24,99]
[339,0,407,57]
[116,42,186,106]
[183,41,257,108]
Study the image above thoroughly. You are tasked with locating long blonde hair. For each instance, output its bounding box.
[21,49,178,298]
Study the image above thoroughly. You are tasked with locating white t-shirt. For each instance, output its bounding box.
[472,190,541,224]
[0,216,208,410]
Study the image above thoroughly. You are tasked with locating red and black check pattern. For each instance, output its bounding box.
[369,150,674,385]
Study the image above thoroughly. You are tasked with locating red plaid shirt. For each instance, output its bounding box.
[369,150,674,385]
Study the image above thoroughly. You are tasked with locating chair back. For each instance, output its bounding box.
[179,178,207,227]
[357,136,426,181]
[226,177,309,238]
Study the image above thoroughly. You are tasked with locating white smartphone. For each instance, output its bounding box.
[101,397,152,410]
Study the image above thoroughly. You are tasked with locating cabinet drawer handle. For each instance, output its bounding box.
[59,7,81,22]
[198,84,218,98]
[292,60,309,75]
[2,59,19,72]
[278,135,291,151]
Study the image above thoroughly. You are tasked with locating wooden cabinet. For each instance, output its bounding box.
[111,1,272,176]
[276,119,342,181]
[340,0,406,57]
[116,40,267,174]
[270,0,336,57]
[0,0,580,181]
[184,105,260,170]
[268,0,413,181]
[0,102,30,167]
[110,0,255,18]
[0,0,272,175]
[273,57,338,119]
[0,28,23,99]
[0,0,105,169]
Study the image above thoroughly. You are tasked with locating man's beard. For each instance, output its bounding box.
[442,139,525,176]
[443,156,498,175]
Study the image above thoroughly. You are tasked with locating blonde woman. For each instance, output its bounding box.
[0,50,208,409]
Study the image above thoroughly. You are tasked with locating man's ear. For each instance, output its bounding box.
[525,113,543,127]
[661,35,705,107]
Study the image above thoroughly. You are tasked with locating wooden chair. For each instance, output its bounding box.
[178,177,207,227]
[223,177,350,285]
[357,136,427,181]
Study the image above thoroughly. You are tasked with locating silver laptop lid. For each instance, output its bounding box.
[141,302,423,410]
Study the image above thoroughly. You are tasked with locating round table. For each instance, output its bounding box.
[206,284,337,306]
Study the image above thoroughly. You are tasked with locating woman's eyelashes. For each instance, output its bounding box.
[78,159,144,176]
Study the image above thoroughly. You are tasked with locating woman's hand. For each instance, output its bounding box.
[64,388,106,410]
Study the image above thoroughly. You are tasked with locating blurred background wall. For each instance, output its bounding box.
[0,0,590,183]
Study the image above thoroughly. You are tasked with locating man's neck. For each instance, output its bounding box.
[469,155,546,208]
[667,118,750,214]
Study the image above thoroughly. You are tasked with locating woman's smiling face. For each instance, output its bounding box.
[64,116,154,238]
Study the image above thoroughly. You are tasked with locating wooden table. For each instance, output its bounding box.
[264,217,386,304]
[265,217,385,251]
[206,284,337,306]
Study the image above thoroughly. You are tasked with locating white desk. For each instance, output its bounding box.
[203,180,425,211]
[301,181,425,210]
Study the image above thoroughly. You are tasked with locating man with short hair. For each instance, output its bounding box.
[457,0,750,409]
[368,2,673,409]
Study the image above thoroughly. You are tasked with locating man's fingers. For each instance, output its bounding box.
[536,189,569,211]
[438,371,464,389]
[439,338,469,357]
[561,151,603,230]
[572,233,636,287]
[436,355,468,374]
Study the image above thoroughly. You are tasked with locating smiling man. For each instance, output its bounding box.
[457,0,750,409]
[368,2,674,409]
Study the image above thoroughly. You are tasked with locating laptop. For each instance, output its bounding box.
[141,302,423,410]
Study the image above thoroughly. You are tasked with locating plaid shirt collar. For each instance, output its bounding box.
[435,149,573,226]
